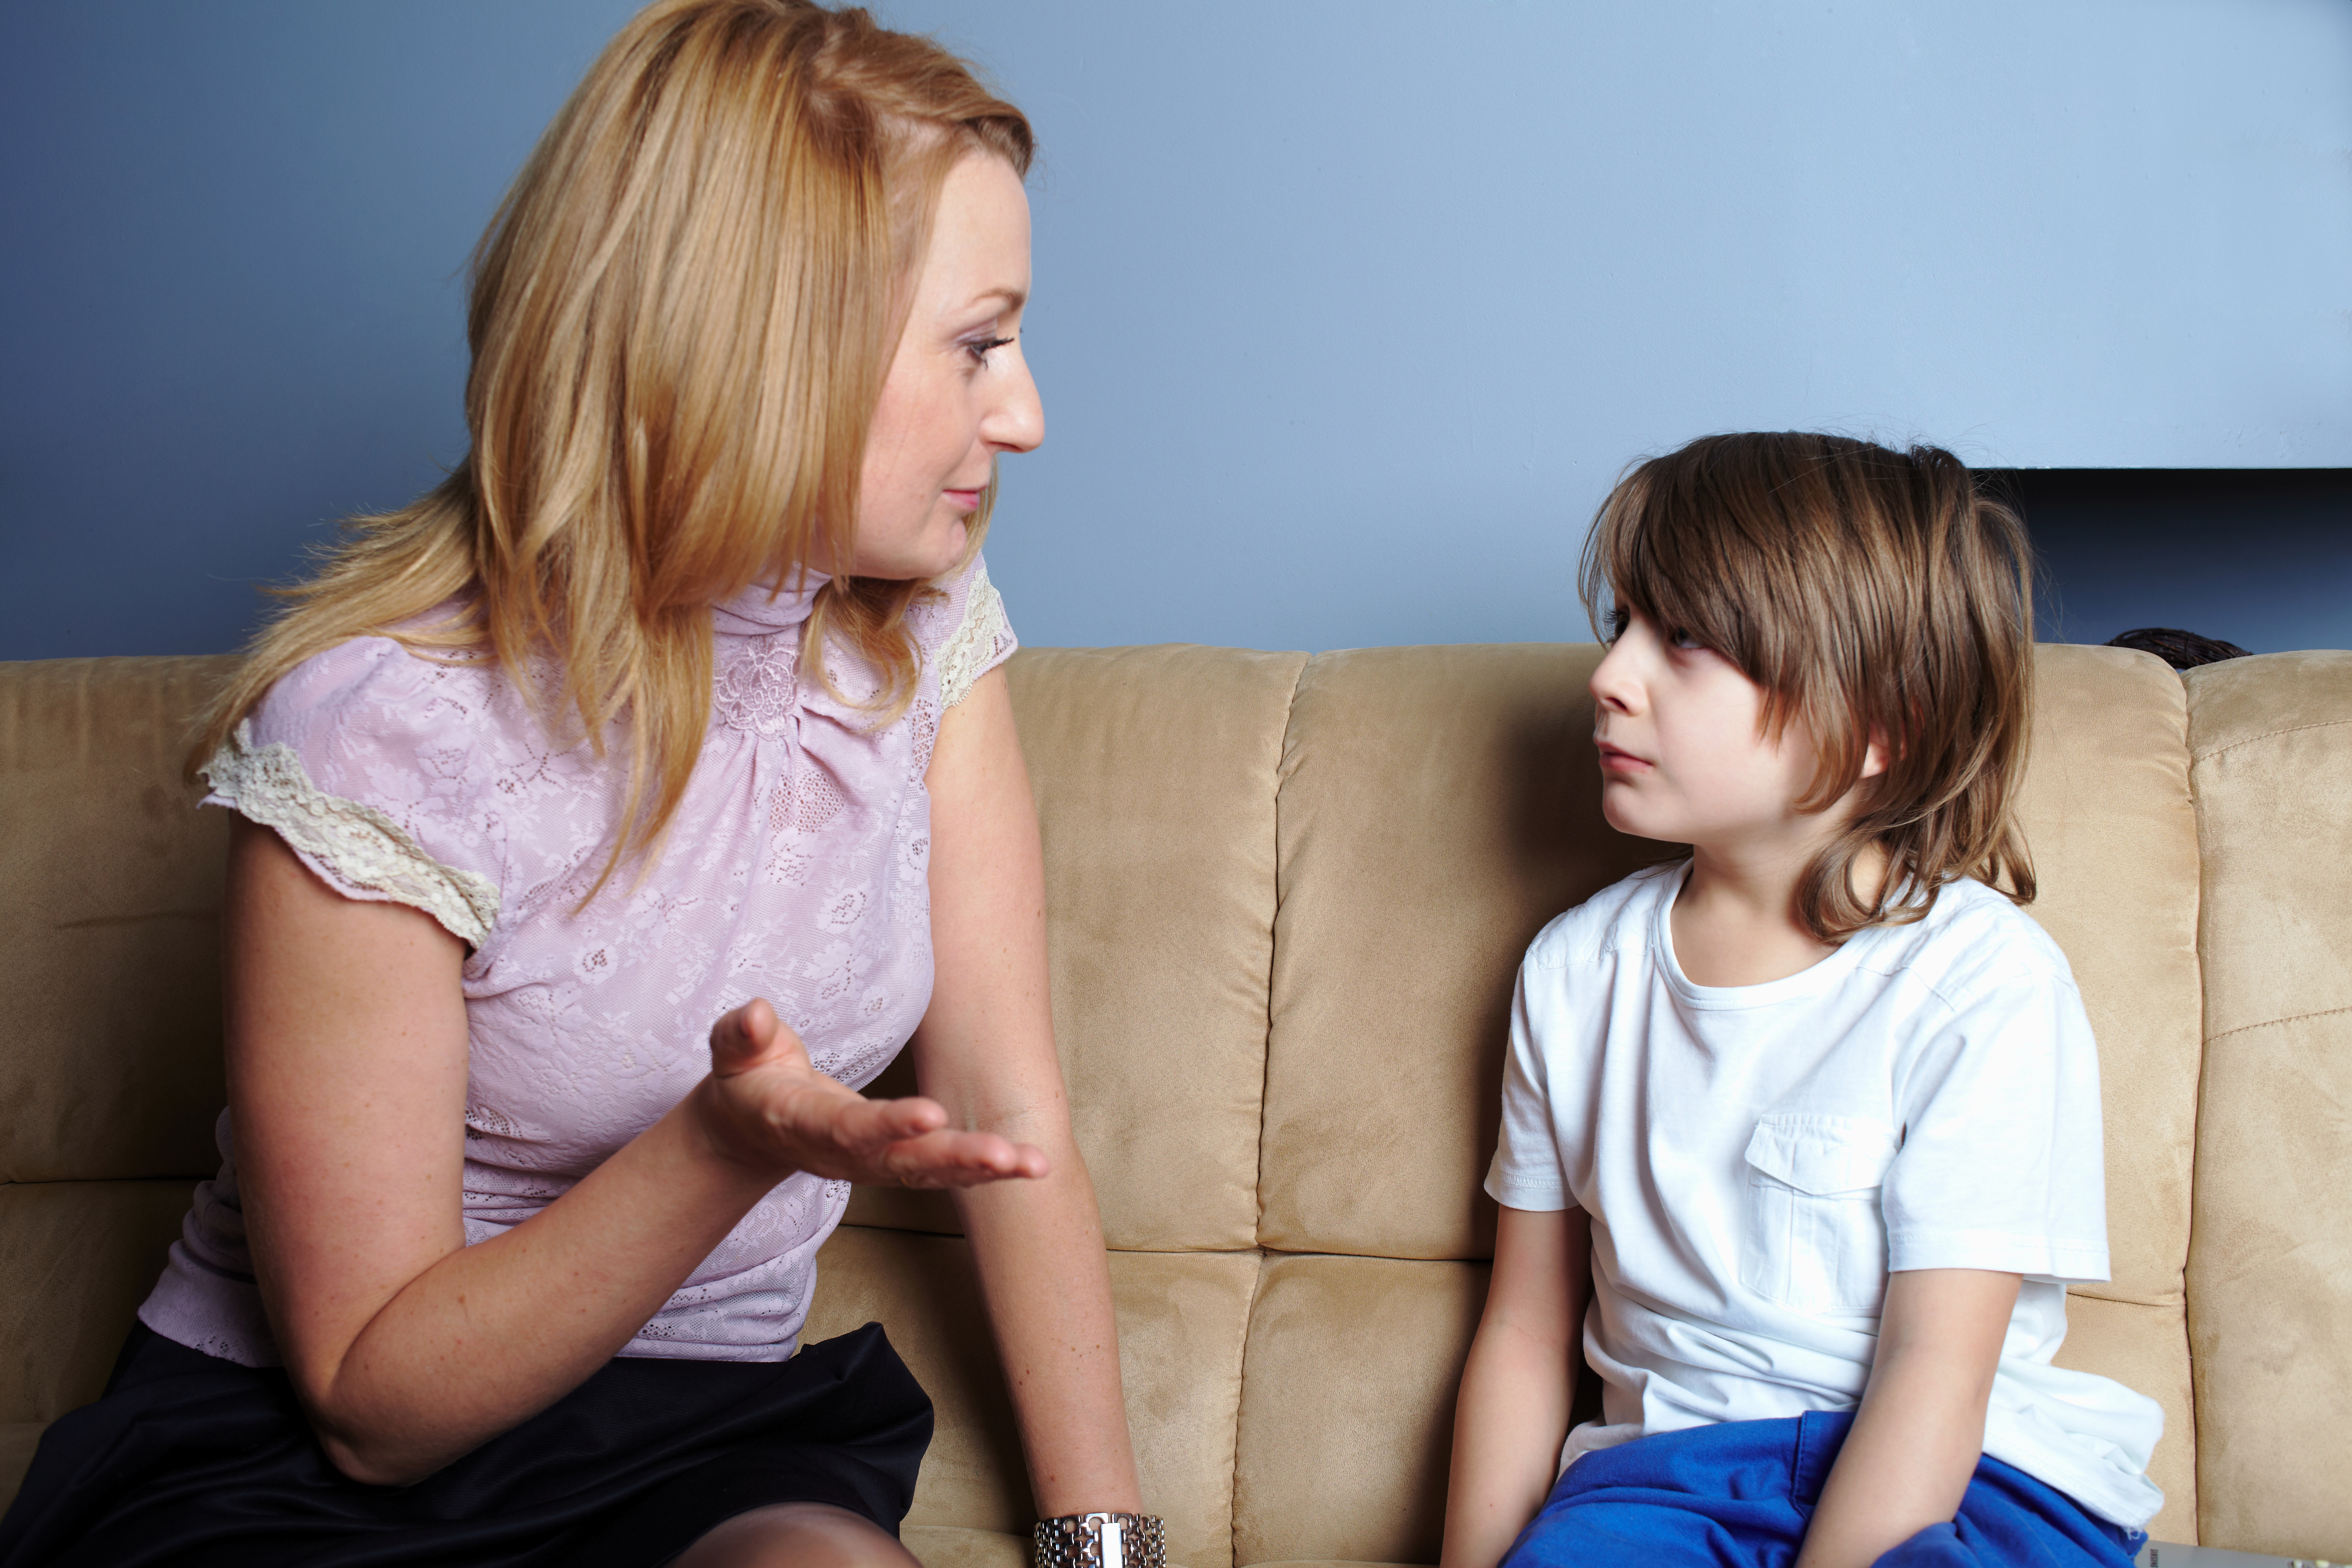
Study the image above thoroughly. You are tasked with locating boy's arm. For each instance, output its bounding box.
[1441,1204,1593,1568]
[1794,1267,2022,1568]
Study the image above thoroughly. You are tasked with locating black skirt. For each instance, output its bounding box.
[0,1321,931,1568]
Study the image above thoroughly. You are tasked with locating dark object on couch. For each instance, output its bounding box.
[2106,628,2252,671]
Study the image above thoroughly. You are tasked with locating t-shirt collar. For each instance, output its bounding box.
[1654,859,1885,1007]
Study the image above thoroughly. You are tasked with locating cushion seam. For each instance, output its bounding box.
[2204,1001,2352,1045]
[2189,714,2352,765]
[1257,654,1312,1255]
[1228,1249,1272,1567]
[2065,1287,2187,1309]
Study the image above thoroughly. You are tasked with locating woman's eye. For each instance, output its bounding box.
[963,334,1014,367]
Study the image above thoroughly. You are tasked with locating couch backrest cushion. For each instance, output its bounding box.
[2005,645,2205,1540]
[0,655,239,1434]
[845,644,1309,1253]
[0,656,236,1184]
[1259,644,1658,1261]
[2181,649,2352,1559]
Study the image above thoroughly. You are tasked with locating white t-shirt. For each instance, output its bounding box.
[1486,863,2164,1528]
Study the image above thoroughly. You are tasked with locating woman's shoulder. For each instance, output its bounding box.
[919,551,1017,709]
[212,603,459,755]
[245,621,514,754]
[202,626,555,947]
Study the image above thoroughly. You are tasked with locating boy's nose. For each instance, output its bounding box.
[1590,640,1641,713]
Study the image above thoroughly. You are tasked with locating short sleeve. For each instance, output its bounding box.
[933,554,1017,708]
[1881,950,2112,1282]
[1484,954,1574,1212]
[200,637,509,947]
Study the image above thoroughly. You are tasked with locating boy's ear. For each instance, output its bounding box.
[1860,726,1891,780]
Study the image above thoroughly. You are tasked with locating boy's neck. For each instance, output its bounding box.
[1671,838,1888,988]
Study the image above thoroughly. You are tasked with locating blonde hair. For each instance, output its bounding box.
[191,0,1033,895]
[1580,432,2038,942]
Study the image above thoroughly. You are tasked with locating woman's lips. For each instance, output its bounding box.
[943,487,984,512]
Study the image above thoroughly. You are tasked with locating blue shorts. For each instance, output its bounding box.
[1501,1412,2144,1568]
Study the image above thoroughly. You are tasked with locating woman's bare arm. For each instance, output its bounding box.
[1441,1204,1592,1568]
[917,665,1145,1516]
[1794,1268,2021,1568]
[226,817,1041,1488]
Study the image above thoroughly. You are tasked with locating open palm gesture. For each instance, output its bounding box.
[689,999,1049,1189]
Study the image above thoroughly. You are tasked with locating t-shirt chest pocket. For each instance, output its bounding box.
[1738,1113,1900,1316]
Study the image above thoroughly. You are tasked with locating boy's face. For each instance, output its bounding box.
[1588,606,1841,857]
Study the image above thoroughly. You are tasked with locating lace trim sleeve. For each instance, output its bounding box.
[937,560,1015,709]
[202,721,501,947]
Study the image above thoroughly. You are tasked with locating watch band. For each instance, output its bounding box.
[1033,1512,1166,1568]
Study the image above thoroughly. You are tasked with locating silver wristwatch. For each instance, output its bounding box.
[1033,1512,1166,1568]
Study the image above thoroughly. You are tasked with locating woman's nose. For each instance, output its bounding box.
[984,349,1045,455]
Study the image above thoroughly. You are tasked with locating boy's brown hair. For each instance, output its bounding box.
[1579,432,2038,941]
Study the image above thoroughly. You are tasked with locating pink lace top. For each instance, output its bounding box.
[139,554,1017,1366]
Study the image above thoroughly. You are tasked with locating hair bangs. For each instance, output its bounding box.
[1579,432,2039,942]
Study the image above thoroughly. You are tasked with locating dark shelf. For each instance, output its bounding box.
[1981,469,2352,654]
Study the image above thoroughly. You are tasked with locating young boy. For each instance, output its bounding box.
[1442,434,2163,1568]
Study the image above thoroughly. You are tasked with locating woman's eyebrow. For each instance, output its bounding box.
[957,285,1028,315]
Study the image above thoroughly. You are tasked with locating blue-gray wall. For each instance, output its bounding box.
[5,0,2349,661]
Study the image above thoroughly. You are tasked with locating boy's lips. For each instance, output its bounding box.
[1595,739,1651,772]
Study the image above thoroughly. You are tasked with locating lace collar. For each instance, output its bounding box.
[712,569,829,638]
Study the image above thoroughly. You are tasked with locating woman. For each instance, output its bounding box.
[0,3,1149,1565]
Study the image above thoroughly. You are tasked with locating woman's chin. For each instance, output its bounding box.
[850,521,970,582]
[934,519,972,572]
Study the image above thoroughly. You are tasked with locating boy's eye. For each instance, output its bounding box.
[1608,607,1630,642]
[1667,627,1706,652]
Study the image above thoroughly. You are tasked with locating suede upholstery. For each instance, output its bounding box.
[2,644,2346,1563]
[2178,652,2352,1559]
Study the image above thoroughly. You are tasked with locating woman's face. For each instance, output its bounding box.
[852,153,1042,580]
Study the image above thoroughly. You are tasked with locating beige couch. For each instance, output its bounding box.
[3,644,2348,1565]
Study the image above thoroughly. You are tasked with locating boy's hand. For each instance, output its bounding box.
[1441,1205,1593,1568]
[1794,1268,2022,1568]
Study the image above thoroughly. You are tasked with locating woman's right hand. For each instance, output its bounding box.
[690,999,1049,1188]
